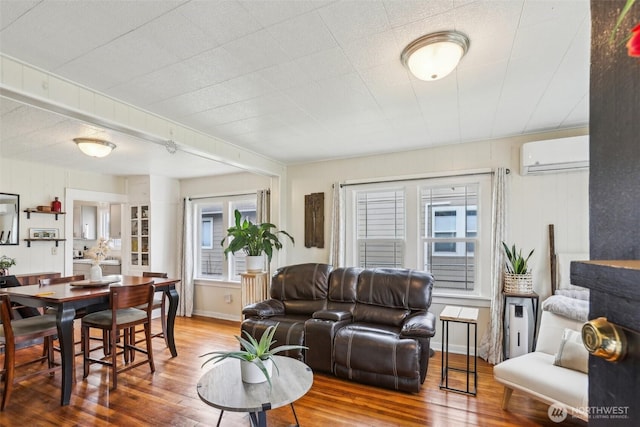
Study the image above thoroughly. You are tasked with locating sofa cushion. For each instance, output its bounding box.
[494,352,588,410]
[270,263,332,315]
[356,268,433,310]
[554,328,589,373]
[327,267,361,303]
[353,304,410,326]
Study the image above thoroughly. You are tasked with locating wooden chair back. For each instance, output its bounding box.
[110,283,155,313]
[142,272,168,278]
[0,294,16,332]
[39,275,85,286]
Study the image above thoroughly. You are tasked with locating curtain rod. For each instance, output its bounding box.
[188,191,263,201]
[338,168,510,188]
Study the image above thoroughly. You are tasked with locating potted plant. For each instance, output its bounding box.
[502,242,534,293]
[0,255,16,276]
[200,323,307,386]
[220,209,294,273]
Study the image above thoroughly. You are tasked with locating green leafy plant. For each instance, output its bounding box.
[502,242,534,274]
[200,323,307,387]
[0,255,16,270]
[220,209,294,262]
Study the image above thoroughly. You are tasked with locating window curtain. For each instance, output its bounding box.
[329,182,345,268]
[478,167,508,364]
[177,197,195,317]
[256,189,270,275]
[256,189,270,223]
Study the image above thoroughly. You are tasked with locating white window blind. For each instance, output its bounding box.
[356,190,405,268]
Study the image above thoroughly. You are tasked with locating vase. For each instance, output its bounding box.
[0,268,7,276]
[245,255,265,273]
[240,358,272,383]
[90,264,103,281]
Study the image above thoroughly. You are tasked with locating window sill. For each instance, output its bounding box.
[194,278,240,288]
[431,292,491,308]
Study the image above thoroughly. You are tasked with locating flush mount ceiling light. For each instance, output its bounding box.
[400,31,470,81]
[73,138,116,158]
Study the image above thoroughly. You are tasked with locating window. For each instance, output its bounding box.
[346,175,490,295]
[356,190,405,268]
[196,197,256,282]
[422,184,478,291]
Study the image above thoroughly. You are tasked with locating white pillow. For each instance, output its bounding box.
[554,328,589,373]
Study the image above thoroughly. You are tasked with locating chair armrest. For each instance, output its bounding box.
[242,299,285,318]
[401,311,436,339]
[312,309,352,321]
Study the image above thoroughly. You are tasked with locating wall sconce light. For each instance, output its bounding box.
[401,31,470,81]
[73,138,116,158]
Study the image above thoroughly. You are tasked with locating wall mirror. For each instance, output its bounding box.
[0,193,20,245]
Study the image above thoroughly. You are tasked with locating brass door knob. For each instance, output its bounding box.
[582,317,627,362]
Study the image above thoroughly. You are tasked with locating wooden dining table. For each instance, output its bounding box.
[1,275,180,406]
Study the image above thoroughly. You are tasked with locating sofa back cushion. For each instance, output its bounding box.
[270,263,332,315]
[536,310,585,355]
[327,267,361,312]
[353,268,434,326]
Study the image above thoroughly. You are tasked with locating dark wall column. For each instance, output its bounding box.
[588,2,640,426]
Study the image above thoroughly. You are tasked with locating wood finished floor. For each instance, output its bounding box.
[0,316,587,426]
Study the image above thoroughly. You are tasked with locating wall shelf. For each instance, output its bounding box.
[24,209,66,220]
[24,238,66,247]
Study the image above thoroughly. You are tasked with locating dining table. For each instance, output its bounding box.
[1,274,180,406]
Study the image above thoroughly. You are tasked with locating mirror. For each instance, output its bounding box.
[0,193,19,245]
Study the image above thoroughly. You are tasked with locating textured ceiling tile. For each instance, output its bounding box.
[267,11,337,59]
[294,47,355,82]
[341,30,402,72]
[179,0,263,45]
[318,0,391,45]
[383,0,454,28]
[240,0,330,27]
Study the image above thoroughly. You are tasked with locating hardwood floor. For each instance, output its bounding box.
[0,316,586,426]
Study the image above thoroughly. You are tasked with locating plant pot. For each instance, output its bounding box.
[246,255,265,273]
[240,358,272,383]
[0,268,8,276]
[503,272,533,293]
[90,264,103,281]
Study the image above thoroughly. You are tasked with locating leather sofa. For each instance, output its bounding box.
[241,263,436,393]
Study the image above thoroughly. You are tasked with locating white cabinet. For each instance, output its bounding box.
[130,205,149,268]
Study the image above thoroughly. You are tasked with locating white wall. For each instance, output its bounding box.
[285,132,589,353]
[0,158,126,276]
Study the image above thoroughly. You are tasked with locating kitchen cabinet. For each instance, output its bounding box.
[130,205,149,268]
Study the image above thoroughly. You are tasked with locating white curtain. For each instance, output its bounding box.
[329,182,345,268]
[256,189,270,275]
[177,197,194,317]
[256,189,270,223]
[479,167,508,364]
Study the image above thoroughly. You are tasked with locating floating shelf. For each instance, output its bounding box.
[24,209,66,220]
[24,238,66,247]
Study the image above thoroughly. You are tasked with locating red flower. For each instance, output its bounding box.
[628,24,640,57]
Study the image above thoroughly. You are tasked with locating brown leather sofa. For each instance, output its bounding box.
[241,263,436,393]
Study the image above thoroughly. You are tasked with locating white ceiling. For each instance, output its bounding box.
[0,0,590,179]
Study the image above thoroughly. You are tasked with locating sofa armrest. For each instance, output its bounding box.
[242,299,285,318]
[312,309,352,322]
[400,311,436,339]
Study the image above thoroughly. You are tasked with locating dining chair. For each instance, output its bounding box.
[135,272,168,346]
[81,283,156,390]
[0,293,60,410]
[0,275,40,318]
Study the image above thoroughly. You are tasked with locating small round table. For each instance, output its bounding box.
[197,356,313,427]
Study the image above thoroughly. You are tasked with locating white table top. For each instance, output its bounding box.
[440,305,479,323]
[197,356,313,413]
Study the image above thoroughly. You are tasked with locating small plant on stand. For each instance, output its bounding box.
[0,255,16,276]
[200,323,306,387]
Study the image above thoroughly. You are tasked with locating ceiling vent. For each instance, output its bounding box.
[520,136,589,175]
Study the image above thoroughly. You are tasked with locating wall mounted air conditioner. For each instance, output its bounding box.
[520,135,589,175]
